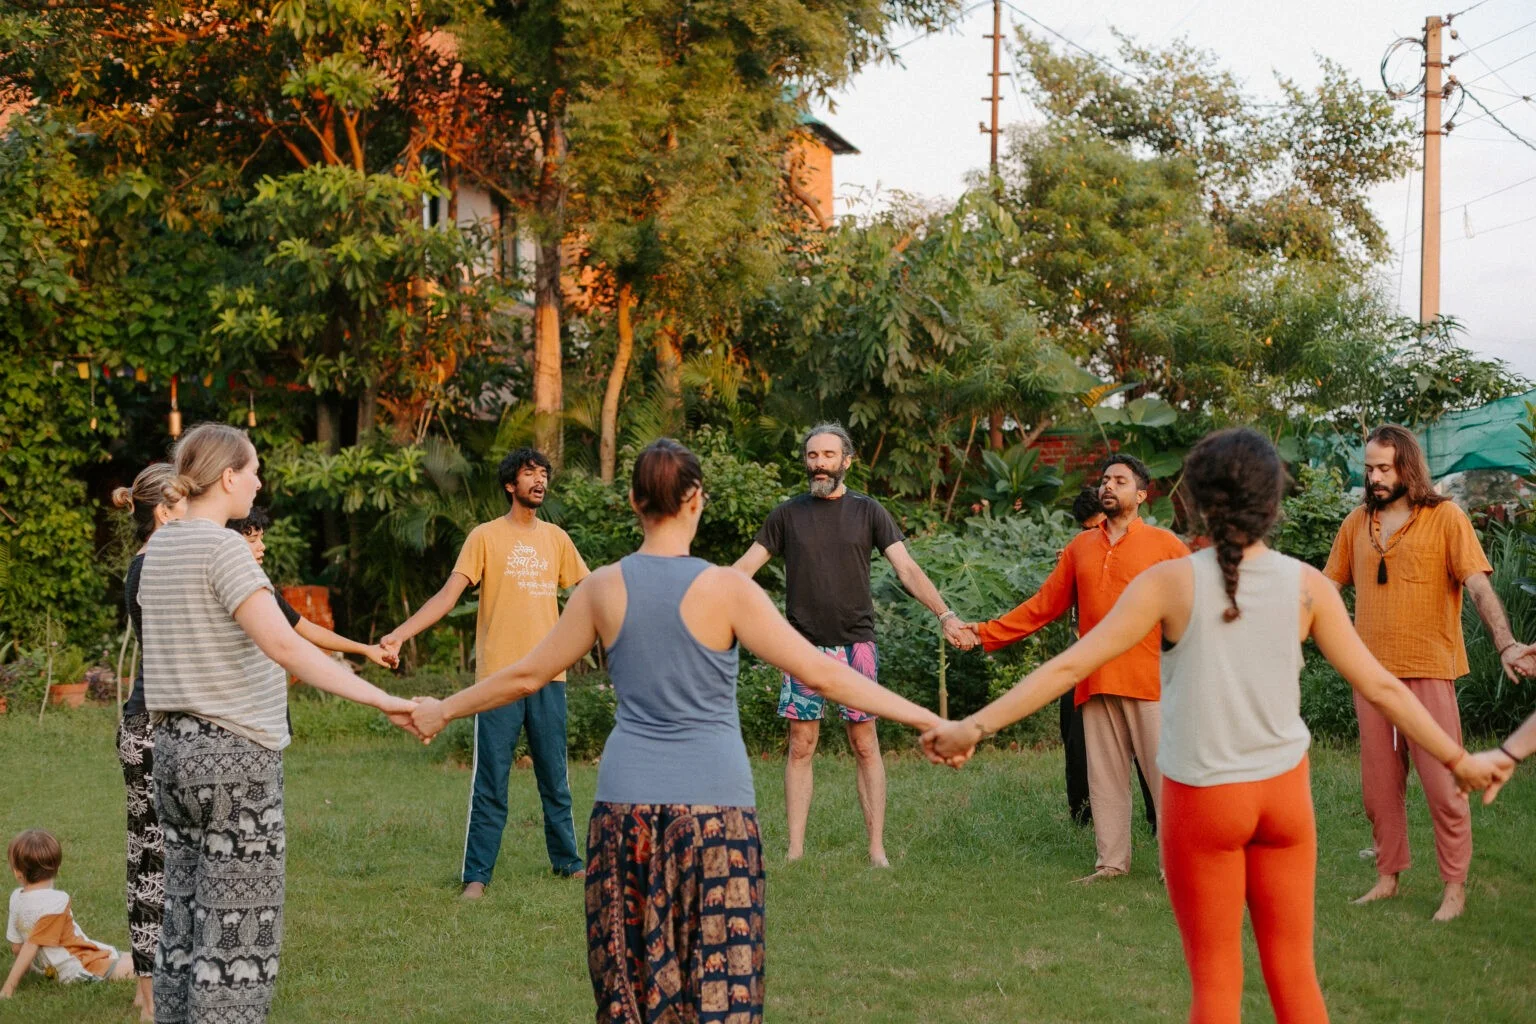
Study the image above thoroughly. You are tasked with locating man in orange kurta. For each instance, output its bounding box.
[967,455,1189,881]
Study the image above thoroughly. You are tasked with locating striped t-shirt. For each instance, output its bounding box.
[140,517,290,751]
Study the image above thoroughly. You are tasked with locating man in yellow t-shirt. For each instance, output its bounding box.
[383,448,589,898]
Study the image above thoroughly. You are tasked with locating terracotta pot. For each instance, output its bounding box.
[280,585,334,630]
[49,682,88,708]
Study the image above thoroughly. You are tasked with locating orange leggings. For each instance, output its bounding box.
[1160,757,1328,1024]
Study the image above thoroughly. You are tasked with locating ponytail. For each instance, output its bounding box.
[1183,428,1286,623]
[112,463,178,541]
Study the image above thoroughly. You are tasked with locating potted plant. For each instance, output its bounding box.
[47,647,89,708]
[85,664,118,704]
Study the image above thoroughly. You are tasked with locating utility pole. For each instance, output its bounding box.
[981,0,1004,172]
[1420,14,1444,327]
[982,0,1007,449]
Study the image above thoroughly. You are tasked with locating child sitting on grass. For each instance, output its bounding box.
[3,829,134,998]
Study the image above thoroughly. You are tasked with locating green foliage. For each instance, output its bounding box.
[1272,466,1357,568]
[965,445,1065,515]
[1462,528,1536,736]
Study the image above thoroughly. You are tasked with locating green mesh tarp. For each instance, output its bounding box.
[1347,389,1536,484]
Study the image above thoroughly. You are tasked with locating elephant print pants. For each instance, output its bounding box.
[152,714,285,1024]
[585,803,765,1024]
[118,712,166,976]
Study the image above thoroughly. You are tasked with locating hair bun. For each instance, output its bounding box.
[162,474,196,505]
[111,486,135,510]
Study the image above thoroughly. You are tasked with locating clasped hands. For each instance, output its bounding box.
[940,615,981,651]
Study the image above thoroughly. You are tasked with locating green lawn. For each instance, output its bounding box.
[2,704,1534,1023]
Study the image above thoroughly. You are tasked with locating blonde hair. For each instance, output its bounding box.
[164,423,255,504]
[112,463,178,541]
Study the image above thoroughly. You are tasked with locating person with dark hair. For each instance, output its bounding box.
[407,438,950,1023]
[227,510,395,671]
[955,452,1188,882]
[733,423,970,866]
[1053,488,1158,831]
[1323,423,1535,921]
[110,464,184,1021]
[382,446,589,897]
[924,427,1502,1024]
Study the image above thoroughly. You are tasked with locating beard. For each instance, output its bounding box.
[514,487,546,509]
[1364,483,1406,511]
[1099,492,1121,513]
[807,467,845,498]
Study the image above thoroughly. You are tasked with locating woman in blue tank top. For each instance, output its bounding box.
[409,438,946,1023]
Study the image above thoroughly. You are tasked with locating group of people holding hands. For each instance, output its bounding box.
[4,415,1532,1024]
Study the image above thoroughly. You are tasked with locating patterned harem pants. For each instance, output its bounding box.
[585,803,765,1024]
[152,714,285,1024]
[118,712,165,976]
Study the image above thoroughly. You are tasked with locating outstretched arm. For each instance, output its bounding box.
[924,564,1174,761]
[883,542,970,647]
[412,579,601,738]
[232,591,416,730]
[294,618,397,669]
[380,573,471,656]
[972,549,1076,651]
[729,572,941,731]
[1,939,40,997]
[731,542,772,578]
[1306,569,1495,792]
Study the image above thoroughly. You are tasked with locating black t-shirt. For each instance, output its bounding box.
[123,552,299,717]
[755,491,904,646]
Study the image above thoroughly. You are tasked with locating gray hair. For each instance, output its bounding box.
[802,422,855,460]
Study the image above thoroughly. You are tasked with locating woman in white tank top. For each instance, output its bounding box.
[924,428,1501,1024]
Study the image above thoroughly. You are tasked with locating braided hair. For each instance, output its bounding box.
[1183,428,1286,622]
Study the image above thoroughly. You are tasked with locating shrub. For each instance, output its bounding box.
[1273,465,1357,568]
[1461,527,1536,736]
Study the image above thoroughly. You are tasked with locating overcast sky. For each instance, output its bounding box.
[815,0,1536,377]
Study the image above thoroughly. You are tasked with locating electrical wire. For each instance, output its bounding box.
[889,0,991,54]
[1397,136,1420,308]
[1451,0,1498,17]
[1461,47,1536,87]
[1460,87,1536,152]
[1443,171,1536,210]
[1454,16,1536,56]
[1000,0,1146,84]
[1401,210,1536,256]
[1454,93,1528,128]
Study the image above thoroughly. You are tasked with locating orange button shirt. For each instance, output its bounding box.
[977,517,1191,705]
[1322,501,1492,680]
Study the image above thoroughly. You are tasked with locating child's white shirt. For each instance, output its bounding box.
[7,886,118,984]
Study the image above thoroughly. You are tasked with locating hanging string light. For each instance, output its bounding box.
[169,373,182,438]
[247,389,257,428]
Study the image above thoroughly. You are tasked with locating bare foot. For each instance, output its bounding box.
[461,881,487,900]
[1432,882,1466,922]
[140,1007,156,1024]
[1071,868,1126,885]
[786,847,804,863]
[567,868,586,881]
[869,851,890,869]
[1352,874,1399,905]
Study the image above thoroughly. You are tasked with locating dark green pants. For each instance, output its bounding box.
[462,682,582,883]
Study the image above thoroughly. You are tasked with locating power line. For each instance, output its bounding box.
[1454,93,1531,128]
[1402,210,1536,255]
[1397,135,1420,308]
[1451,0,1498,17]
[1462,47,1536,87]
[1454,16,1536,56]
[1460,87,1536,152]
[1444,171,1536,210]
[1000,0,1146,84]
[1457,40,1535,99]
[889,1,991,53]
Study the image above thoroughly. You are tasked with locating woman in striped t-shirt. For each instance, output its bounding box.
[138,423,418,1024]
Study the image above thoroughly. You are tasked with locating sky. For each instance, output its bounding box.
[814,0,1536,378]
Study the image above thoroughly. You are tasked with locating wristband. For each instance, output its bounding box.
[1500,743,1525,764]
[1443,748,1467,771]
[1498,641,1520,656]
[939,610,959,623]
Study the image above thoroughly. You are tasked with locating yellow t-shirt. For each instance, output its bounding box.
[452,518,590,680]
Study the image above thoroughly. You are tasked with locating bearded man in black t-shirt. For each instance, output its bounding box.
[734,423,971,866]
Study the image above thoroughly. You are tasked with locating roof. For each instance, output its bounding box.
[798,112,859,155]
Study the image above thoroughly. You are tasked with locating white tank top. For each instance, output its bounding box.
[1157,547,1311,787]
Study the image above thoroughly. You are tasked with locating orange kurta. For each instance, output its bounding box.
[1322,501,1492,680]
[977,517,1191,705]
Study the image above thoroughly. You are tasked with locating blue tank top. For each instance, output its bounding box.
[593,554,755,807]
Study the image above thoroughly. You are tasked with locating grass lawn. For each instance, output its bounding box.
[2,703,1533,1023]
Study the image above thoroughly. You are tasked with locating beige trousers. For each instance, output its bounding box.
[1081,694,1163,874]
